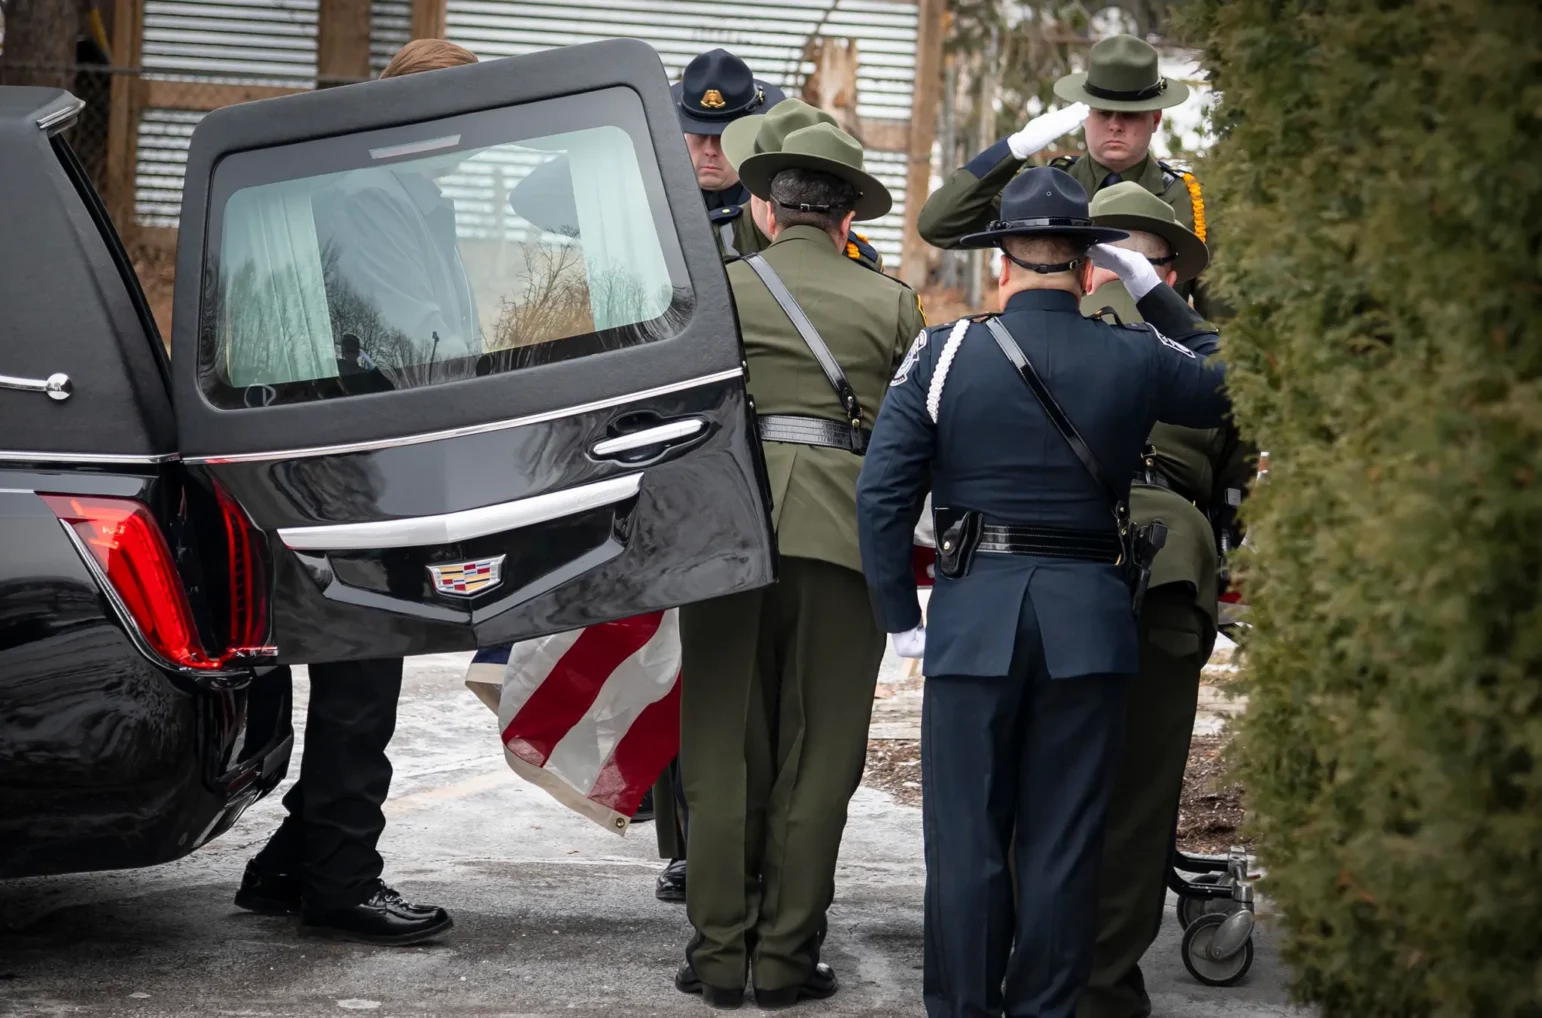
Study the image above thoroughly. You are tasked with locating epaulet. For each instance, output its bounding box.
[1048,154,1079,171]
[845,229,888,273]
[709,204,743,224]
[1158,161,1206,243]
[1088,305,1126,326]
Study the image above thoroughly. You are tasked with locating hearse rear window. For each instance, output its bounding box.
[200,87,692,410]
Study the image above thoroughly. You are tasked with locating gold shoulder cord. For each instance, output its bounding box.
[1179,172,1206,243]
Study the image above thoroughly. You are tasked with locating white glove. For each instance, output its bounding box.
[891,626,926,659]
[1008,103,1090,161]
[1089,243,1163,301]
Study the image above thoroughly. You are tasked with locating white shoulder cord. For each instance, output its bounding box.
[927,319,971,425]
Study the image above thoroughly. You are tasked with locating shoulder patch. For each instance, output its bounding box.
[891,327,930,386]
[710,204,744,223]
[1151,325,1197,359]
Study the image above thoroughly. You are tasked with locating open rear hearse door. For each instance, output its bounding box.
[170,39,776,664]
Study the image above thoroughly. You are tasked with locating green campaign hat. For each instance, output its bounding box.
[1089,180,1208,283]
[721,98,837,170]
[738,122,892,221]
[1054,35,1189,112]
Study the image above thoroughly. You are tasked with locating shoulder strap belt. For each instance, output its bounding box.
[980,316,1129,532]
[718,220,739,258]
[758,414,870,454]
[742,253,865,440]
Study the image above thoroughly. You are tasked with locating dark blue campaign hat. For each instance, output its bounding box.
[671,48,786,135]
[958,166,1130,249]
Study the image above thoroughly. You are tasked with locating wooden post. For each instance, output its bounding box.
[105,0,145,239]
[410,0,449,40]
[900,0,945,287]
[317,0,373,87]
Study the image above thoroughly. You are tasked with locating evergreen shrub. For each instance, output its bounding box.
[1190,0,1542,1014]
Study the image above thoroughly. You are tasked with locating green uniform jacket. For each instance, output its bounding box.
[1077,283,1252,627]
[917,140,1222,320]
[726,224,926,574]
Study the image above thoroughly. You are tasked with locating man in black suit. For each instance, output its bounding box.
[232,38,483,947]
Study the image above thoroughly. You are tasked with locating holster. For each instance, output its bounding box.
[933,507,983,580]
[1125,519,1168,614]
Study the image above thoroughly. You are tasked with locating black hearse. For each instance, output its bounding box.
[0,40,776,879]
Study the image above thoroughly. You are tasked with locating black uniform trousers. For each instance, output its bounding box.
[922,592,1130,1018]
[253,657,404,909]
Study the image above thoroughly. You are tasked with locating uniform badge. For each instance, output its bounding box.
[701,89,727,109]
[428,556,506,596]
[891,329,929,386]
[1153,328,1197,359]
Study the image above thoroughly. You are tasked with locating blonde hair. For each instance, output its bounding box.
[380,39,479,79]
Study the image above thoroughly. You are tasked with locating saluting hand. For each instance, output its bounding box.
[891,626,926,660]
[1008,103,1091,161]
[1089,243,1163,300]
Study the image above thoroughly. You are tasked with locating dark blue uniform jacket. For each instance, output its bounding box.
[856,286,1228,680]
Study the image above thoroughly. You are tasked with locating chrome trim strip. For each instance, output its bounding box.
[37,97,86,134]
[590,418,705,457]
[278,473,643,551]
[0,450,180,465]
[187,367,744,465]
[55,520,253,688]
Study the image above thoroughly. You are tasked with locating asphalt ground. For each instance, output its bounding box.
[0,653,1308,1018]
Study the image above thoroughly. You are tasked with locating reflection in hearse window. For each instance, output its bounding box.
[212,119,688,407]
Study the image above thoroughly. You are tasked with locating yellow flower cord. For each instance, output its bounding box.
[1180,172,1207,243]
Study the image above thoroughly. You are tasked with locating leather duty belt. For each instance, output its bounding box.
[1134,464,1207,511]
[978,523,1123,563]
[1134,466,1175,492]
[758,414,870,454]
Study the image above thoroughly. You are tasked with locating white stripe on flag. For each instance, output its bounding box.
[500,628,586,721]
[543,610,682,796]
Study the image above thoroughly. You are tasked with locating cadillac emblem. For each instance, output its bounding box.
[428,556,505,596]
[700,88,727,109]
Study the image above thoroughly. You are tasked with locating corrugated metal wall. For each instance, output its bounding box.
[133,0,917,266]
[442,0,916,264]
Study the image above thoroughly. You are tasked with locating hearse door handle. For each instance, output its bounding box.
[0,372,72,401]
[589,419,706,459]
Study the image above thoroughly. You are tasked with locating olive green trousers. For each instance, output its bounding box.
[654,760,686,860]
[1076,585,1215,1018]
[679,556,885,992]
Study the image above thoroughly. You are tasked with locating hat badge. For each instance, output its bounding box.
[701,88,727,109]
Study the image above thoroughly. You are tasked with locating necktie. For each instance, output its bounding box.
[1101,171,1123,189]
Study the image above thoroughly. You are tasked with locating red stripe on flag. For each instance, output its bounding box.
[500,613,664,766]
[588,673,681,816]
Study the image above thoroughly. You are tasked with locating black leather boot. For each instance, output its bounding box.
[753,964,838,1009]
[301,882,453,946]
[233,860,302,916]
[656,858,687,903]
[676,955,744,1009]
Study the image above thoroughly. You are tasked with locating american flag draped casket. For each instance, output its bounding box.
[466,518,936,832]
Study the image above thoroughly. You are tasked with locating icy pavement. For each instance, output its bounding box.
[0,652,1298,1018]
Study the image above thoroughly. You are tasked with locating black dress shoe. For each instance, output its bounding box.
[656,858,687,903]
[754,963,838,1010]
[676,960,745,1009]
[301,883,453,946]
[233,860,302,916]
[633,788,656,824]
